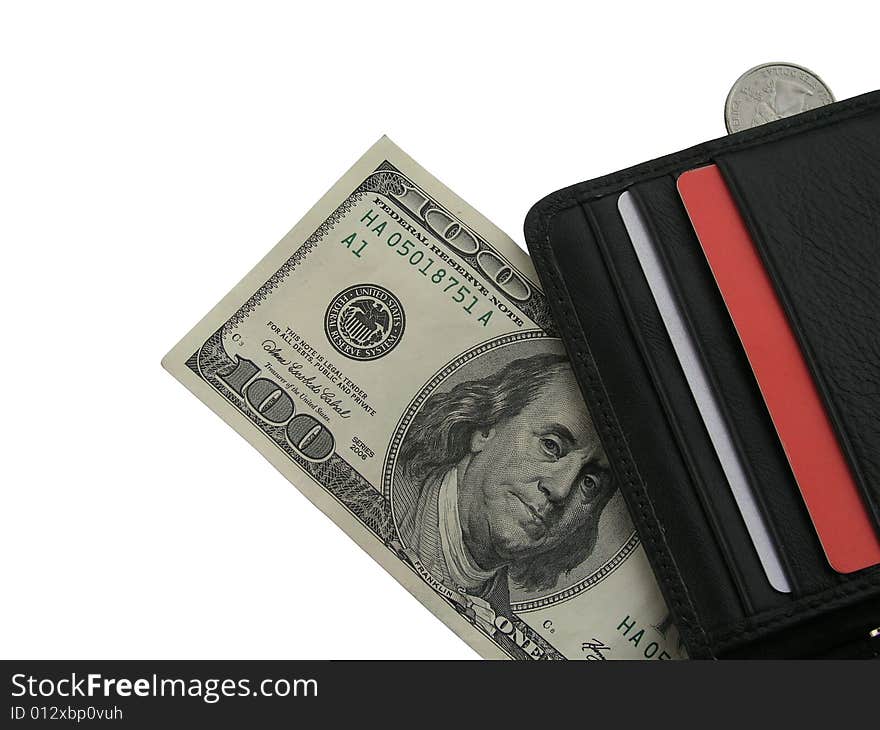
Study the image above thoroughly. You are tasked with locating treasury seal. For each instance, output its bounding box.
[324,284,405,361]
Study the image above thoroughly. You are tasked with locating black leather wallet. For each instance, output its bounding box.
[524,90,880,659]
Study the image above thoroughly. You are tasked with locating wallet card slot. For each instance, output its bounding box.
[587,195,800,614]
[525,90,880,657]
[543,199,744,632]
[715,114,880,534]
[585,194,790,617]
[629,175,841,596]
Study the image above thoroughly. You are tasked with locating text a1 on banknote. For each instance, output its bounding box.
[163,137,684,660]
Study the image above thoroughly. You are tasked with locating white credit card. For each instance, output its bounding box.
[618,191,790,594]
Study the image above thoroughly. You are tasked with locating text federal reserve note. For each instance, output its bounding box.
[162,138,684,660]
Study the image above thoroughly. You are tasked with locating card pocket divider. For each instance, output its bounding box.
[526,92,880,656]
[715,129,880,536]
[545,199,745,632]
[581,193,790,616]
[628,175,842,598]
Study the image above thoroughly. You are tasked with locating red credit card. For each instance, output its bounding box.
[677,164,880,574]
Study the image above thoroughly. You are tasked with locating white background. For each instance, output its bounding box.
[1,1,877,659]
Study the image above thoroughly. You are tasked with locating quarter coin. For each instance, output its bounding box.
[725,62,834,133]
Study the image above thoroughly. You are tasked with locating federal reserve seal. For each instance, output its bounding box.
[324,284,405,361]
[725,62,834,133]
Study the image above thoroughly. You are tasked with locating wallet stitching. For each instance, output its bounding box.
[534,209,713,657]
[709,577,880,646]
[526,91,880,657]
[586,196,760,613]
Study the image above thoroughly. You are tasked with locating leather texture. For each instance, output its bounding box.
[630,177,836,598]
[524,91,880,658]
[716,116,880,527]
[590,192,785,617]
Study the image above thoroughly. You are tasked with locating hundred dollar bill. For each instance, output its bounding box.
[163,138,684,660]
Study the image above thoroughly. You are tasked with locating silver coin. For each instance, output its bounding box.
[725,62,834,133]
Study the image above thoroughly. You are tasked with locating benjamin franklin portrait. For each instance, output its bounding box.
[392,347,618,623]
